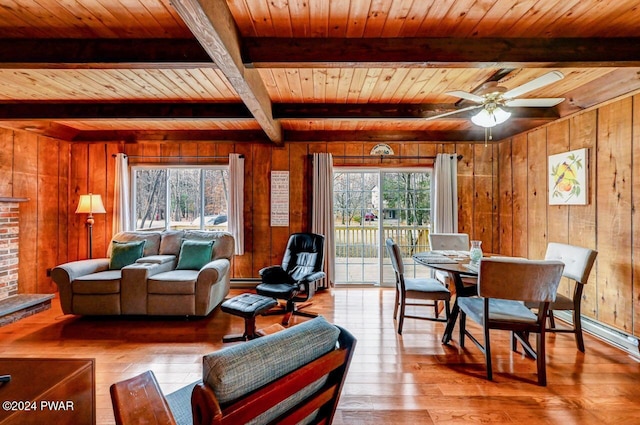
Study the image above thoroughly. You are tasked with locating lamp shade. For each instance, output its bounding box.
[471,108,496,128]
[75,193,106,214]
[471,107,512,128]
[492,107,511,125]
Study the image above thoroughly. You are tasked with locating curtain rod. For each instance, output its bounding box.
[112,154,244,159]
[308,154,462,160]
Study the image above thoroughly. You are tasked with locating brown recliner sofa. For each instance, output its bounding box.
[51,230,234,316]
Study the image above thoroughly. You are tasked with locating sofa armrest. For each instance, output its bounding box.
[52,259,110,284]
[191,383,223,425]
[51,259,110,315]
[121,262,175,314]
[194,259,231,315]
[196,259,230,287]
[136,255,176,266]
[110,370,177,425]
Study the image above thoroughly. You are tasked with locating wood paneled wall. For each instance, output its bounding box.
[498,93,640,337]
[0,128,70,295]
[61,140,498,282]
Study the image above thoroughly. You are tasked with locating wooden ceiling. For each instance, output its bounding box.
[0,0,639,144]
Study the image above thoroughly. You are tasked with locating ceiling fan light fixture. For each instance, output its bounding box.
[471,108,496,128]
[471,106,511,128]
[492,107,511,124]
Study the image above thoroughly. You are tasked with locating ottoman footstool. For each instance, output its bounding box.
[220,293,278,343]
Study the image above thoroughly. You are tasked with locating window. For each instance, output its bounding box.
[132,166,229,231]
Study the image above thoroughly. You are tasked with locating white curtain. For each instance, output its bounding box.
[229,153,245,255]
[113,153,131,234]
[432,153,458,233]
[311,153,335,289]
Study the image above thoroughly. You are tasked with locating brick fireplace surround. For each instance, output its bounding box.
[0,197,53,326]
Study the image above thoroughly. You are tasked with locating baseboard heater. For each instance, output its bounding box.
[230,278,261,289]
[554,311,640,357]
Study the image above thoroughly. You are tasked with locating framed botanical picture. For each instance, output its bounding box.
[548,148,588,205]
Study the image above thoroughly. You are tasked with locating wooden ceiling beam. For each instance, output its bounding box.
[0,38,214,69]
[0,103,253,119]
[71,129,271,143]
[0,102,559,121]
[1,38,638,71]
[70,129,492,143]
[285,130,496,142]
[171,0,282,144]
[0,120,549,143]
[557,68,640,116]
[242,37,640,68]
[273,104,559,120]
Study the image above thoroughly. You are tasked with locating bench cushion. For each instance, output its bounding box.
[202,316,339,405]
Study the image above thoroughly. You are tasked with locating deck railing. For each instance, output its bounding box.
[334,224,431,257]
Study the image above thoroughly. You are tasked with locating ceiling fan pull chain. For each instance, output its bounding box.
[484,127,493,147]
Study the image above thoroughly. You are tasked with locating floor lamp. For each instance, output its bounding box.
[76,193,106,259]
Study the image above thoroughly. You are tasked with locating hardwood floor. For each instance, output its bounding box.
[2,287,640,424]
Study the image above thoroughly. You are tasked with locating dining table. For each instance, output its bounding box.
[412,250,479,344]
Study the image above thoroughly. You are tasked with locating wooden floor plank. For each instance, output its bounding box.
[1,287,640,425]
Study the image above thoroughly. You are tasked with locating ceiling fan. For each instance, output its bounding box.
[428,71,566,128]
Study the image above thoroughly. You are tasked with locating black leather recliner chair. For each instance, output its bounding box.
[256,233,326,326]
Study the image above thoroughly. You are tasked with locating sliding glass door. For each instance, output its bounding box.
[333,168,432,286]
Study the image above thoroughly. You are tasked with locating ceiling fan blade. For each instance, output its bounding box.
[445,90,484,104]
[454,68,514,107]
[503,71,565,99]
[504,98,565,107]
[424,105,482,121]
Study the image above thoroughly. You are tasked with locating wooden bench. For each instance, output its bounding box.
[111,318,356,425]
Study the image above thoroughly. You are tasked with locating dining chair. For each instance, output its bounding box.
[428,232,470,251]
[386,238,451,335]
[527,242,598,352]
[458,257,564,386]
[428,232,476,288]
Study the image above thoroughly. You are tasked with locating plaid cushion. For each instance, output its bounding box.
[203,316,339,405]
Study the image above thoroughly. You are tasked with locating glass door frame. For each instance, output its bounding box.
[333,166,433,288]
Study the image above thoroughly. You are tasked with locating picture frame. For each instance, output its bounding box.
[548,148,588,205]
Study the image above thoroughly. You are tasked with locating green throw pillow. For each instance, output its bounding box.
[176,239,214,270]
[109,240,146,270]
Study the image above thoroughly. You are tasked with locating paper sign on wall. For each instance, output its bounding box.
[270,171,289,227]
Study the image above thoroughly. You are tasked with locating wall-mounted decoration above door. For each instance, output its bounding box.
[369,144,394,156]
